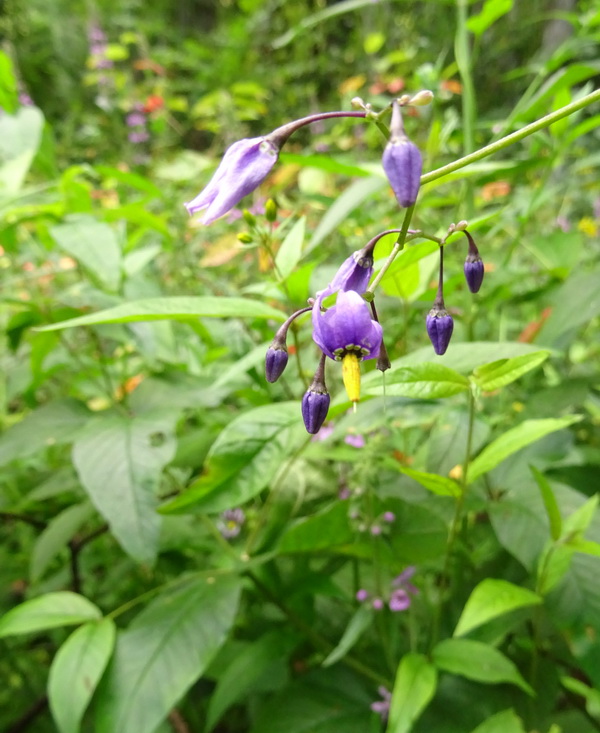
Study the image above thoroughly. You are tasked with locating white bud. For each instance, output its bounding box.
[455,220,469,231]
[410,90,434,106]
[351,96,366,109]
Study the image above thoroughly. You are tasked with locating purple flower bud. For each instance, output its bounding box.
[265,346,288,383]
[382,102,422,208]
[302,354,330,434]
[463,231,484,293]
[383,511,395,523]
[426,307,454,356]
[356,589,369,602]
[372,598,384,610]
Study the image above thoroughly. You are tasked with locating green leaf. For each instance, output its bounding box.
[398,467,461,498]
[530,466,562,541]
[279,502,353,553]
[279,152,370,178]
[432,639,533,695]
[365,363,470,399]
[467,416,581,484]
[466,0,513,36]
[322,605,373,668]
[0,592,101,638]
[48,618,116,733]
[468,709,526,733]
[472,351,550,392]
[94,575,241,733]
[307,176,387,253]
[206,630,297,732]
[0,399,90,467]
[30,502,95,583]
[161,403,306,514]
[72,414,177,565]
[562,494,599,540]
[453,579,541,637]
[275,216,305,280]
[0,106,44,193]
[50,216,122,292]
[37,296,286,331]
[537,270,600,346]
[387,653,437,733]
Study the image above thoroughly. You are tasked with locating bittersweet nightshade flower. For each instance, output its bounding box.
[312,290,382,403]
[265,306,311,383]
[382,100,422,208]
[463,230,484,293]
[302,353,330,434]
[217,508,245,539]
[389,566,418,612]
[427,246,454,355]
[185,137,281,224]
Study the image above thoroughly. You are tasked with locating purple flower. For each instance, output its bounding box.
[426,306,454,355]
[128,130,150,144]
[383,511,395,523]
[356,589,369,602]
[320,249,374,298]
[338,486,351,500]
[382,101,422,208]
[370,687,391,721]
[312,424,334,442]
[344,434,365,448]
[372,598,384,610]
[126,112,146,127]
[312,290,382,403]
[389,566,418,612]
[217,508,245,539]
[370,524,382,536]
[389,589,411,612]
[184,137,280,225]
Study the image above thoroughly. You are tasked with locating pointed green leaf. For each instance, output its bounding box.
[468,709,526,733]
[467,416,581,484]
[562,494,599,540]
[49,618,116,733]
[432,639,534,695]
[366,363,470,399]
[472,351,550,392]
[94,575,241,733]
[387,653,437,733]
[322,605,373,668]
[275,216,305,280]
[466,0,513,36]
[398,466,461,497]
[530,466,562,541]
[72,414,177,564]
[454,579,541,637]
[36,296,286,331]
[279,501,353,553]
[0,106,44,193]
[0,592,101,638]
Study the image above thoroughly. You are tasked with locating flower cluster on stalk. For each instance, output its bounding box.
[184,92,486,434]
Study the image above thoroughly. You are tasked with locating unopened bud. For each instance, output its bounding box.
[242,209,256,226]
[409,90,434,106]
[463,231,484,294]
[351,96,366,109]
[265,345,289,383]
[455,220,468,231]
[426,306,454,356]
[237,232,253,244]
[382,101,422,209]
[265,198,278,222]
[302,354,330,434]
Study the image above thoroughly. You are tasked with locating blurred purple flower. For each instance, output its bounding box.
[370,687,391,720]
[383,511,395,523]
[338,486,352,500]
[126,112,146,127]
[370,524,382,536]
[356,589,369,602]
[372,598,384,610]
[389,566,418,612]
[555,215,571,233]
[185,137,280,225]
[128,130,150,144]
[344,434,365,448]
[311,424,334,442]
[217,508,246,539]
[18,92,33,107]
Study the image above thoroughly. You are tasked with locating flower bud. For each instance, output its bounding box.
[265,345,288,383]
[302,354,330,434]
[242,209,256,226]
[463,231,484,294]
[237,232,253,244]
[426,307,454,356]
[409,90,434,106]
[382,102,422,208]
[265,198,278,222]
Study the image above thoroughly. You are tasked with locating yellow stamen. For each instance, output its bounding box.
[342,352,361,403]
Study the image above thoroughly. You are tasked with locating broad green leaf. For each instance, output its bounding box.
[279,152,370,178]
[536,270,600,346]
[466,0,513,36]
[568,539,600,557]
[398,466,461,498]
[467,417,581,484]
[49,618,116,733]
[322,605,373,667]
[161,403,306,514]
[72,414,177,564]
[0,399,90,466]
[454,579,541,637]
[95,575,241,733]
[0,106,44,193]
[307,176,387,252]
[389,500,448,564]
[279,502,353,553]
[0,592,101,638]
[366,363,470,399]
[206,630,297,732]
[468,709,526,733]
[30,502,95,583]
[546,554,600,629]
[472,351,550,392]
[37,296,286,331]
[432,639,533,695]
[530,466,562,541]
[274,216,305,280]
[50,216,122,292]
[537,543,574,596]
[387,653,437,733]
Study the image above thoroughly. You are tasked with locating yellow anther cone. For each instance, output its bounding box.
[342,353,361,403]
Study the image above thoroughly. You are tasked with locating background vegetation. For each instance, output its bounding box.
[1,0,600,732]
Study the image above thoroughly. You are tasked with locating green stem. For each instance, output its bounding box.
[366,205,415,295]
[455,0,476,216]
[420,88,600,187]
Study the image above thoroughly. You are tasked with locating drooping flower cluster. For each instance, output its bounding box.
[184,94,487,433]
